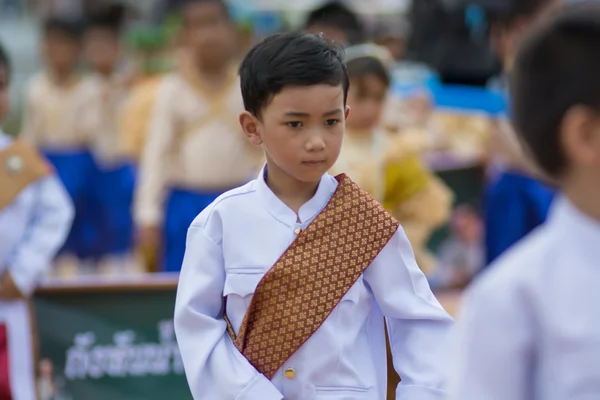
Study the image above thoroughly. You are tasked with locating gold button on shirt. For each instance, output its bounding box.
[294,228,301,235]
[284,368,296,379]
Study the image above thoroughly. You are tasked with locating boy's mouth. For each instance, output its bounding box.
[302,160,326,167]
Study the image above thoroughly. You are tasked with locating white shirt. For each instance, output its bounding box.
[0,133,74,296]
[174,168,453,400]
[449,196,600,400]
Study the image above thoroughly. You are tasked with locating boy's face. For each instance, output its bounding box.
[84,28,120,74]
[241,84,349,184]
[347,74,388,131]
[43,31,80,75]
[182,1,235,70]
[0,65,9,122]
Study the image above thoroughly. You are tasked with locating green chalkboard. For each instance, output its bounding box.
[34,277,192,400]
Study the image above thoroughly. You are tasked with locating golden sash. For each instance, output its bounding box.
[225,174,400,379]
[0,139,52,211]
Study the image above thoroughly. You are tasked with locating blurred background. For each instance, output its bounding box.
[0,0,536,398]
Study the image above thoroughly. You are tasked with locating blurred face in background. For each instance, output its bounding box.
[0,64,9,122]
[84,27,121,75]
[181,1,236,72]
[43,30,80,77]
[490,0,562,70]
[346,73,389,131]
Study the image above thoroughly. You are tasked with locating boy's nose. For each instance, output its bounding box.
[305,133,326,151]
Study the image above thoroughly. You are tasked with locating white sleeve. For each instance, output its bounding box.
[7,175,74,296]
[363,227,454,400]
[174,226,283,400]
[448,272,535,400]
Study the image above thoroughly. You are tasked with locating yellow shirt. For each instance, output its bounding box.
[331,129,431,212]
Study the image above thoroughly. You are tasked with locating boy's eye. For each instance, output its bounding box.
[325,119,340,126]
[287,121,303,128]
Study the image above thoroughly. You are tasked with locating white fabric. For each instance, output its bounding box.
[450,195,600,400]
[174,168,453,399]
[0,300,34,400]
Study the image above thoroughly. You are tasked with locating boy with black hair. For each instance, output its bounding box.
[83,4,137,273]
[134,0,263,272]
[473,0,560,265]
[0,42,74,400]
[304,1,365,45]
[21,16,97,271]
[174,31,453,400]
[451,4,600,399]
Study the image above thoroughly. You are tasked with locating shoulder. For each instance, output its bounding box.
[466,225,555,309]
[189,180,259,242]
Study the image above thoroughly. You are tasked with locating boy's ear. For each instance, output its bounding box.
[239,111,262,146]
[561,105,600,168]
[344,105,351,121]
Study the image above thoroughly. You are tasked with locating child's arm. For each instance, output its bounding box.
[363,226,454,399]
[133,78,177,233]
[448,270,534,400]
[4,174,73,298]
[174,226,284,400]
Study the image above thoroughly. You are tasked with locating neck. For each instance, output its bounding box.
[563,174,600,223]
[97,66,116,78]
[196,65,229,87]
[266,166,320,215]
[50,70,76,86]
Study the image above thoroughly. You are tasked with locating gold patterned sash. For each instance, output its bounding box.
[225,174,399,379]
[0,139,52,211]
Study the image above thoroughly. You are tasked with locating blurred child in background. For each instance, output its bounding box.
[82,4,137,274]
[303,1,365,45]
[134,0,263,272]
[0,42,73,400]
[21,17,96,274]
[451,4,600,398]
[478,0,560,265]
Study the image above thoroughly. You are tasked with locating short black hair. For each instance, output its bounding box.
[86,4,127,34]
[0,43,10,77]
[510,2,600,178]
[239,32,349,118]
[304,1,365,44]
[44,16,84,40]
[347,57,391,86]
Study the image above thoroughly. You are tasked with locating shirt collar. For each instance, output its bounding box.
[255,164,338,227]
[549,195,600,253]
